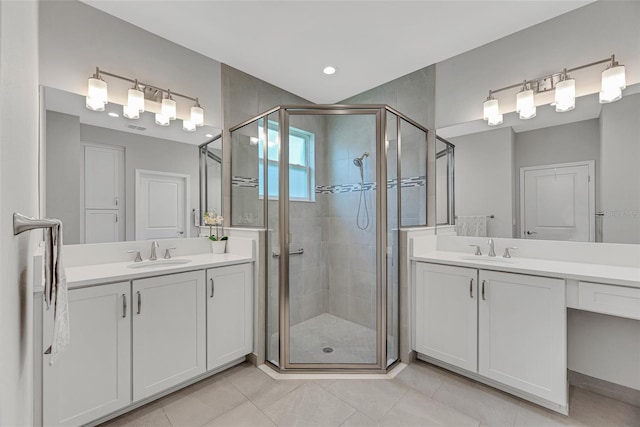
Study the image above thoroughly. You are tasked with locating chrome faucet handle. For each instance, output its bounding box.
[164,248,176,259]
[127,250,142,262]
[487,238,496,257]
[503,247,518,258]
[469,245,482,256]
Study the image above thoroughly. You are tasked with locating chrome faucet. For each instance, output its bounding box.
[487,239,496,257]
[150,241,160,261]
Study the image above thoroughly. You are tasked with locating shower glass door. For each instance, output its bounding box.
[281,108,383,368]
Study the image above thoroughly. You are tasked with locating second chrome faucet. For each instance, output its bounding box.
[487,238,496,257]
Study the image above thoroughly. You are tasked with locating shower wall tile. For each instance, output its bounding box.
[330,291,350,320]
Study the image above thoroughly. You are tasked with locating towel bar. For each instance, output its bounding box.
[13,212,59,236]
[455,214,494,219]
[272,248,304,258]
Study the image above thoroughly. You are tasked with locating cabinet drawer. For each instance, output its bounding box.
[578,281,640,320]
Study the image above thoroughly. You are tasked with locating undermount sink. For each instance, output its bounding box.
[459,256,516,264]
[127,259,192,269]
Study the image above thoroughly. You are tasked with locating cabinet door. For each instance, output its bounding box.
[414,263,478,372]
[85,210,120,244]
[206,263,253,371]
[43,282,131,427]
[132,271,206,401]
[478,270,566,405]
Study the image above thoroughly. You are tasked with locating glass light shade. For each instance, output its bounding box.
[483,98,499,121]
[155,113,170,126]
[555,78,575,112]
[127,88,145,113]
[182,120,196,132]
[123,105,139,119]
[599,87,622,104]
[86,77,107,111]
[487,114,503,126]
[191,106,204,127]
[516,89,536,119]
[161,97,177,120]
[601,65,626,92]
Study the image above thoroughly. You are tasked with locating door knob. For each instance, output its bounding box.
[177,231,184,235]
[526,230,537,235]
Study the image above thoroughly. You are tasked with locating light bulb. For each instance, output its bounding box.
[183,120,196,132]
[127,88,145,113]
[191,105,204,127]
[487,114,503,126]
[155,113,170,126]
[599,87,622,104]
[123,105,139,119]
[516,88,536,119]
[555,78,575,112]
[86,77,107,111]
[161,97,177,120]
[483,98,499,121]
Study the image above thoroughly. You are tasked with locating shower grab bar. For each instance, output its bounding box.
[13,212,59,236]
[272,248,304,258]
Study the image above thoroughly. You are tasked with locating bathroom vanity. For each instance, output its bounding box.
[409,234,640,415]
[34,244,255,427]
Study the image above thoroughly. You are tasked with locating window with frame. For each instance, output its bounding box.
[258,120,315,201]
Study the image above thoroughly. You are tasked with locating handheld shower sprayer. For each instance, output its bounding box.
[353,152,370,230]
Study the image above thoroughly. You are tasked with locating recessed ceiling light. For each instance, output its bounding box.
[205,134,213,138]
[323,66,336,75]
[108,112,119,118]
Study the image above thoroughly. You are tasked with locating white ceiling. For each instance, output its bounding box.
[81,0,593,104]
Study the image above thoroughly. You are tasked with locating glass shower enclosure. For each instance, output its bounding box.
[230,105,429,371]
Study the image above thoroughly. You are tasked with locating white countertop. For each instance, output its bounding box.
[411,251,640,288]
[62,253,254,289]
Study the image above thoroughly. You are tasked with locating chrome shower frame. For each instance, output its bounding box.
[229,104,429,372]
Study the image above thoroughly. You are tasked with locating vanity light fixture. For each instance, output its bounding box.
[482,54,625,126]
[483,93,503,126]
[554,70,575,112]
[85,67,205,132]
[516,81,536,119]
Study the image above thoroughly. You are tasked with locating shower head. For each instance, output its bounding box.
[353,152,369,167]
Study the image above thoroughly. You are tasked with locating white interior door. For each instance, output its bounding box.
[136,169,189,240]
[520,161,594,242]
[82,144,125,243]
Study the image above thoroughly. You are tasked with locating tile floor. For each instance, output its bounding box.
[101,360,640,427]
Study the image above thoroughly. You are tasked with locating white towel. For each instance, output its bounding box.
[45,219,70,364]
[456,216,488,237]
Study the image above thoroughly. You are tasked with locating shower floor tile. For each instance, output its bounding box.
[287,313,377,364]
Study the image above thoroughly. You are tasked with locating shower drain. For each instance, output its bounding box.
[322,347,334,353]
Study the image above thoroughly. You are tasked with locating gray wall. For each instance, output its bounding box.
[514,119,600,238]
[435,1,640,127]
[0,1,39,425]
[39,0,222,128]
[450,127,516,238]
[599,92,640,244]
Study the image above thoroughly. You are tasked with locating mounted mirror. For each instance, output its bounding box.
[436,84,640,244]
[42,86,221,244]
[199,136,222,223]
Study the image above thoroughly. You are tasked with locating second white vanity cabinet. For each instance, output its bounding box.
[43,282,131,427]
[414,262,567,408]
[206,263,253,371]
[132,270,206,401]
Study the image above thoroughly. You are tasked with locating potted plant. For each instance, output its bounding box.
[204,211,228,254]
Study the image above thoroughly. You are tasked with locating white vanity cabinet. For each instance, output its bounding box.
[478,270,566,405]
[132,270,206,401]
[414,263,478,371]
[414,262,567,410]
[43,282,131,427]
[206,263,253,371]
